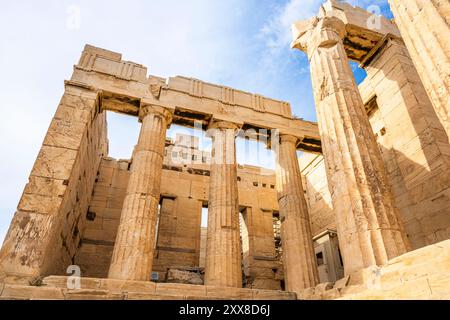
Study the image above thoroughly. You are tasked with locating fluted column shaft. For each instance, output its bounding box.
[108,105,172,281]
[389,0,450,141]
[275,134,319,292]
[204,121,242,288]
[294,17,410,275]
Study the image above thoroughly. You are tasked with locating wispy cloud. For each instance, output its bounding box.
[259,0,321,52]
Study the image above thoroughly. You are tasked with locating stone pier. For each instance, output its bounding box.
[388,0,450,141]
[204,121,242,288]
[275,134,319,292]
[359,35,450,248]
[292,16,410,275]
[0,84,107,282]
[108,105,172,281]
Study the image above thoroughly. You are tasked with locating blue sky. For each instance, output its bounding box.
[0,0,393,243]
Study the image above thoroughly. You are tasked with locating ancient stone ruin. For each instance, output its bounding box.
[0,0,449,300]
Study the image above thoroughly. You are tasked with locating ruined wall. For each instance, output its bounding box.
[359,37,450,249]
[0,84,108,280]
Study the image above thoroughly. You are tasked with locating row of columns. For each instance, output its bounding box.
[107,105,319,293]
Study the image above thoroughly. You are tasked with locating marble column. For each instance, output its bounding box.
[204,121,242,288]
[388,0,450,141]
[275,134,319,292]
[292,17,410,275]
[108,105,172,281]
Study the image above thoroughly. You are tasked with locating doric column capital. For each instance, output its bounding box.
[207,120,241,131]
[280,134,300,146]
[292,16,346,58]
[138,104,173,124]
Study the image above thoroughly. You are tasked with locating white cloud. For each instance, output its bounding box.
[259,0,321,51]
[0,0,391,245]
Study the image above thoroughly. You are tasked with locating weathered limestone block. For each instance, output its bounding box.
[30,146,79,180]
[42,275,159,295]
[275,134,319,293]
[204,121,242,288]
[108,105,172,281]
[125,292,184,300]
[1,285,65,300]
[240,206,281,290]
[333,275,350,290]
[0,277,297,300]
[206,286,254,300]
[252,289,296,300]
[388,0,450,142]
[292,16,410,275]
[296,287,316,300]
[299,154,335,236]
[63,289,124,300]
[156,283,207,296]
[294,240,450,300]
[166,269,203,285]
[43,119,88,150]
[99,279,156,293]
[42,275,102,290]
[23,176,67,198]
[153,197,202,272]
